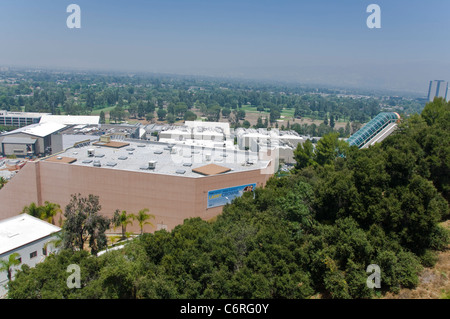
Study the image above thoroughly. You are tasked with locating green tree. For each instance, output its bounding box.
[63,194,111,255]
[174,102,188,118]
[133,208,155,234]
[99,110,106,124]
[294,139,317,170]
[255,117,265,129]
[315,132,348,166]
[145,112,155,122]
[40,201,61,225]
[0,177,7,190]
[184,110,197,121]
[113,210,135,239]
[167,113,176,124]
[21,202,43,219]
[157,108,167,121]
[344,122,351,137]
[329,114,335,128]
[236,109,246,121]
[421,97,449,127]
[206,105,221,122]
[0,253,21,282]
[221,108,231,118]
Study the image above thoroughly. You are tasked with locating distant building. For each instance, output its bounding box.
[427,80,448,102]
[0,214,61,298]
[158,121,234,149]
[0,110,49,128]
[0,122,67,157]
[0,114,103,157]
[235,127,308,164]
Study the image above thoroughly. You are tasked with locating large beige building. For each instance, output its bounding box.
[0,138,276,233]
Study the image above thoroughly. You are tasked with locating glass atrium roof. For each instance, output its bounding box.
[347,112,400,148]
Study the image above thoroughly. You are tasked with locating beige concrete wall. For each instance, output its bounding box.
[0,160,273,233]
[0,161,39,220]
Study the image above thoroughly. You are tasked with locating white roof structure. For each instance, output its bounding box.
[1,137,37,144]
[1,122,67,138]
[49,139,267,178]
[0,214,61,256]
[40,114,100,126]
[21,122,67,137]
[185,121,231,137]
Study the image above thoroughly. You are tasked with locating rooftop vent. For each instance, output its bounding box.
[176,169,186,174]
[106,162,117,167]
[154,150,163,154]
[148,161,156,169]
[183,163,193,167]
[93,160,101,167]
[82,159,93,164]
[87,149,95,157]
[118,156,128,160]
[94,154,105,158]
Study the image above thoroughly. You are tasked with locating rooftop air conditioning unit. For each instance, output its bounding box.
[205,154,211,161]
[87,149,95,157]
[148,161,156,169]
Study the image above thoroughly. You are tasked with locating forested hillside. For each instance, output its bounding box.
[6,98,449,299]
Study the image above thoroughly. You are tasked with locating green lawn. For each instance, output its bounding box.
[240,105,296,118]
[90,105,117,115]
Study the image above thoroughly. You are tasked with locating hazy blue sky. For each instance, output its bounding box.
[1,0,449,93]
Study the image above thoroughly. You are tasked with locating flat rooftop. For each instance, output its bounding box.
[44,139,268,178]
[0,214,61,255]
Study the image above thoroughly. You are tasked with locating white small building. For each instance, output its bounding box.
[235,128,308,164]
[158,121,233,148]
[0,214,61,298]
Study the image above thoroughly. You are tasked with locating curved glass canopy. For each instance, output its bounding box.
[347,112,400,148]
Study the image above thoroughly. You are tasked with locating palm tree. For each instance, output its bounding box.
[0,177,7,190]
[0,253,21,282]
[113,210,135,239]
[41,201,61,225]
[43,231,64,255]
[133,208,155,234]
[21,202,43,219]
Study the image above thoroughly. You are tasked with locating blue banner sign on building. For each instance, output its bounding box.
[207,183,256,208]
